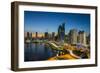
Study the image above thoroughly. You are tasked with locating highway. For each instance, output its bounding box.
[48,41,81,59]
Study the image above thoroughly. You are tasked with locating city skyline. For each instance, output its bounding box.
[24,11,90,61]
[24,11,90,34]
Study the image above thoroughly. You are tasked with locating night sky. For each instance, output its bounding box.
[24,11,90,34]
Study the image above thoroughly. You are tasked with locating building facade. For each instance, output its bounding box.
[45,32,49,40]
[58,23,65,42]
[68,29,78,44]
[78,31,86,45]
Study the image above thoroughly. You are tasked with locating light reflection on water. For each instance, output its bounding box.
[24,43,57,62]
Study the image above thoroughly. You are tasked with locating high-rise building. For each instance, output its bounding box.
[86,34,90,45]
[62,23,65,35]
[58,22,65,42]
[24,32,32,40]
[25,32,32,39]
[78,31,86,45]
[52,32,55,40]
[36,32,38,38]
[45,32,49,40]
[29,32,32,39]
[27,32,30,38]
[68,29,78,44]
[24,32,27,38]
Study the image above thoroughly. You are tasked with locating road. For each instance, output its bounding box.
[49,41,81,59]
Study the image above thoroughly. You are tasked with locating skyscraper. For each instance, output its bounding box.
[52,32,55,41]
[86,34,90,45]
[78,31,86,45]
[24,32,27,38]
[27,32,30,39]
[62,23,65,35]
[69,29,78,44]
[58,22,65,42]
[45,32,49,40]
[36,32,38,38]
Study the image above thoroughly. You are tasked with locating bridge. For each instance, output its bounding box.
[47,41,81,59]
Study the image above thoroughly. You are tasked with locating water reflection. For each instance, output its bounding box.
[24,43,57,61]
